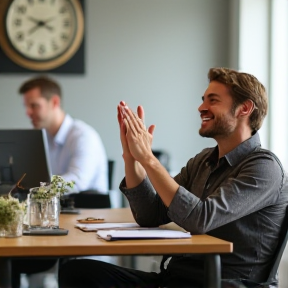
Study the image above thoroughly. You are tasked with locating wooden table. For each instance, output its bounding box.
[0,208,233,288]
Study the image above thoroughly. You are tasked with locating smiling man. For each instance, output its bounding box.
[59,68,288,288]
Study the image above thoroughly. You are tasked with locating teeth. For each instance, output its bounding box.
[202,117,211,121]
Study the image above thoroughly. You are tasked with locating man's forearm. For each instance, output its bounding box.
[124,158,147,189]
[141,155,179,207]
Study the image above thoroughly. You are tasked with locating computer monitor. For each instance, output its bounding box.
[0,129,51,189]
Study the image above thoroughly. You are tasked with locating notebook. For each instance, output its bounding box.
[97,229,191,241]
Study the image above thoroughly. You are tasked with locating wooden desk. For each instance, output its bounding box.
[0,208,233,288]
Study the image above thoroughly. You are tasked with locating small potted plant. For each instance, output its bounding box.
[27,175,74,229]
[0,194,26,237]
[30,175,75,201]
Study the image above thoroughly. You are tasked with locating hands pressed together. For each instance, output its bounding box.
[117,101,155,165]
[117,100,179,206]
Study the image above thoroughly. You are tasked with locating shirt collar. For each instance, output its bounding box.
[51,114,73,145]
[207,132,261,167]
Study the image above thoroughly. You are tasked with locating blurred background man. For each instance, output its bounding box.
[19,75,108,193]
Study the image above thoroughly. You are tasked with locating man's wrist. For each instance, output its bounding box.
[122,152,135,163]
[140,153,158,171]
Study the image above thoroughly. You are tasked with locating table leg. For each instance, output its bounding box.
[0,257,11,288]
[204,254,221,288]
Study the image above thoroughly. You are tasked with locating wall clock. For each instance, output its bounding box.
[0,0,84,73]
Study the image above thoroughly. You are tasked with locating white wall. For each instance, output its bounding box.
[238,0,270,148]
[0,0,229,190]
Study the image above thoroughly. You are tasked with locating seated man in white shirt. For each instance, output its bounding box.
[11,75,108,288]
[19,75,108,194]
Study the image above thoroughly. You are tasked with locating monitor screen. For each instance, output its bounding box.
[0,129,51,189]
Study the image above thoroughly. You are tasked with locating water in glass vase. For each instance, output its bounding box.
[27,194,60,229]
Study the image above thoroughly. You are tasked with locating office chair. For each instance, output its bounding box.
[73,192,111,209]
[234,205,288,288]
[69,159,114,209]
[108,159,114,190]
[260,205,288,286]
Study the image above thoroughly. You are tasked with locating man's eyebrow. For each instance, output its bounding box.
[202,93,220,101]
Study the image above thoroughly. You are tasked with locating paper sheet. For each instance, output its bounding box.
[75,222,140,232]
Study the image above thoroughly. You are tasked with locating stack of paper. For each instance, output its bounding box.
[75,222,140,232]
[97,229,191,241]
[75,221,192,241]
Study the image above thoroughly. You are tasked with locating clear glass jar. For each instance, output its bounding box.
[27,193,60,229]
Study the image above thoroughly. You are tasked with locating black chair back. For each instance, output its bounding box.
[73,192,111,209]
[241,205,288,287]
[267,205,288,283]
[68,159,115,209]
[108,160,114,190]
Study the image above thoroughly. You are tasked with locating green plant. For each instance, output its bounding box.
[0,195,26,227]
[30,175,75,201]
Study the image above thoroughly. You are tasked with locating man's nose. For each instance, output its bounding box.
[198,102,207,112]
[26,107,33,117]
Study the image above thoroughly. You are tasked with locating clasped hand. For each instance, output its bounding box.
[117,101,155,164]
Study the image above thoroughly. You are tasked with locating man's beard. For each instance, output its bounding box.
[199,113,236,138]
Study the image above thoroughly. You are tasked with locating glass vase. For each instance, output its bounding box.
[27,194,60,229]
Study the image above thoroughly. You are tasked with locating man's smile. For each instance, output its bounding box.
[201,114,214,124]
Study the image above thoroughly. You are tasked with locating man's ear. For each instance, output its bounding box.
[50,95,61,108]
[238,99,255,117]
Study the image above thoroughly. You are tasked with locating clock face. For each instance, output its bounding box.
[6,0,78,61]
[0,0,84,70]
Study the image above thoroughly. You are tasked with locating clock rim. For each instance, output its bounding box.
[0,0,84,71]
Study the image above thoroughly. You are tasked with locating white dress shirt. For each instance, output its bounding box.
[47,114,108,193]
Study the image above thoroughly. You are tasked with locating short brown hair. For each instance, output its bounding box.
[19,76,62,100]
[208,67,268,133]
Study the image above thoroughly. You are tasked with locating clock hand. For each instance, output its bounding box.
[27,16,40,25]
[28,22,54,35]
[27,16,55,34]
[27,16,55,25]
[28,24,41,35]
[42,17,56,32]
[28,16,44,35]
[42,17,55,24]
[43,24,54,32]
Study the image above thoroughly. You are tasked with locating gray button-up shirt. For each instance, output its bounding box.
[120,133,288,283]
